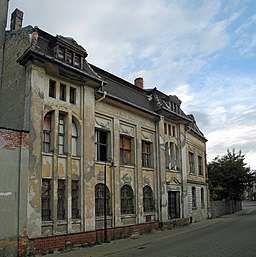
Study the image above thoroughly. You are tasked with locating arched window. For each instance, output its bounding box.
[95,183,111,216]
[121,185,134,214]
[201,188,205,208]
[192,187,197,209]
[43,113,52,152]
[143,186,154,212]
[72,121,78,156]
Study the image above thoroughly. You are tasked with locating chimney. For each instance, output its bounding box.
[0,0,9,85]
[134,77,144,89]
[10,8,23,31]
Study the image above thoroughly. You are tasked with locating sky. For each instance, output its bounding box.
[7,0,256,170]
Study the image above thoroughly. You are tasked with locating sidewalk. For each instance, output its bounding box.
[43,217,224,257]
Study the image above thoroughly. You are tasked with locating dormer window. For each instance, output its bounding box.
[74,55,80,68]
[50,35,87,70]
[58,47,65,60]
[66,51,72,65]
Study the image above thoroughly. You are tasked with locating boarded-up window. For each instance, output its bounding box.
[120,135,132,165]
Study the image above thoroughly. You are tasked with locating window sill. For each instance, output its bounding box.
[71,155,81,160]
[42,221,53,226]
[120,164,135,169]
[142,167,154,171]
[42,152,53,156]
[57,220,67,225]
[121,214,136,218]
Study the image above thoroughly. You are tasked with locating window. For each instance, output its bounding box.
[189,152,195,173]
[60,83,66,101]
[57,46,65,60]
[142,141,152,168]
[168,191,180,219]
[57,180,66,220]
[58,114,65,154]
[120,135,132,165]
[165,143,170,169]
[168,124,171,136]
[70,87,76,104]
[192,187,196,209]
[41,179,51,221]
[95,183,111,216]
[66,51,72,64]
[72,180,79,219]
[143,186,154,212]
[95,130,109,161]
[201,188,205,208]
[49,80,56,98]
[164,123,167,134]
[72,121,78,156]
[198,156,203,175]
[43,113,51,153]
[121,185,134,215]
[74,55,80,68]
[172,125,176,137]
[165,142,175,169]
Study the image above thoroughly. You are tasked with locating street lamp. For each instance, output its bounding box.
[104,158,114,243]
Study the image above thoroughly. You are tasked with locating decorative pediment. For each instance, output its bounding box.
[120,124,134,137]
[95,116,111,130]
[142,131,153,141]
[166,177,181,185]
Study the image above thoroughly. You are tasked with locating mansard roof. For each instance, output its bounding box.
[17,26,101,83]
[16,26,206,141]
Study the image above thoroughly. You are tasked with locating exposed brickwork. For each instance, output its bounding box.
[0,130,29,150]
[19,222,167,255]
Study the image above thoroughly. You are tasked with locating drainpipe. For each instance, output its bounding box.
[96,81,107,103]
[17,131,22,256]
[154,118,163,228]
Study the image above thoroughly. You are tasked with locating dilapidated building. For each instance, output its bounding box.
[0,4,209,256]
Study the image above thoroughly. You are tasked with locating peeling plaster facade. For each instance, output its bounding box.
[0,5,209,256]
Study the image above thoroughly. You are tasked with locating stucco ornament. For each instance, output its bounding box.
[121,173,131,185]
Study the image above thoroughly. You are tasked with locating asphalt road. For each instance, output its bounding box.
[45,201,256,257]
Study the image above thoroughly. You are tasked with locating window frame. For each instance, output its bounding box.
[59,83,66,101]
[72,180,80,219]
[95,183,111,217]
[121,185,135,215]
[58,114,66,155]
[198,156,203,176]
[70,87,76,104]
[41,179,52,221]
[43,113,52,153]
[142,140,152,168]
[143,186,154,213]
[192,187,197,209]
[120,135,133,165]
[71,121,78,156]
[189,151,195,173]
[57,180,66,220]
[49,80,56,98]
[95,129,109,162]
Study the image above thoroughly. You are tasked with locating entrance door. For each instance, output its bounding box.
[168,191,180,219]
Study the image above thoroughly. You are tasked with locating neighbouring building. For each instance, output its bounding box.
[0,4,209,256]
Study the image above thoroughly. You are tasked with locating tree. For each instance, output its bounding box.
[208,149,254,201]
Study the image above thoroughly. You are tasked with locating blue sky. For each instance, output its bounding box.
[7,0,256,169]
